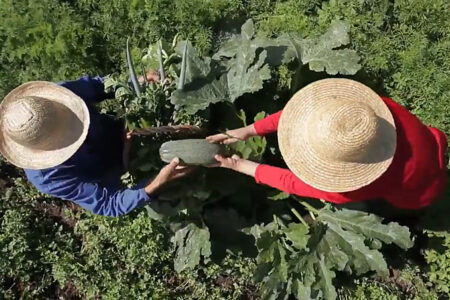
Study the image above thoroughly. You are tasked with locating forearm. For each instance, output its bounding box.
[254,164,333,200]
[144,177,162,196]
[244,124,258,138]
[233,159,260,177]
[64,185,150,217]
[252,110,282,136]
[144,157,193,196]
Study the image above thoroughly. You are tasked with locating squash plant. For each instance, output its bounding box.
[104,19,413,300]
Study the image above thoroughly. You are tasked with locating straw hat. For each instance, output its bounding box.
[0,82,90,169]
[278,78,397,192]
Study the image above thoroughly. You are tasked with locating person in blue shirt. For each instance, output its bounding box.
[0,75,192,217]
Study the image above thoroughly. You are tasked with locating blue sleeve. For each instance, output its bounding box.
[58,75,114,104]
[25,169,151,217]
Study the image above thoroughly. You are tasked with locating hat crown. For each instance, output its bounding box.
[3,96,60,149]
[306,100,380,162]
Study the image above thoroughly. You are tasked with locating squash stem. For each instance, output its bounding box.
[289,205,309,228]
[294,197,319,216]
[273,214,286,228]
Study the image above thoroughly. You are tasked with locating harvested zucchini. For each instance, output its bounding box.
[159,139,228,165]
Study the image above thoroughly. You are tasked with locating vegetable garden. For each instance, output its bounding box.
[1,0,449,299]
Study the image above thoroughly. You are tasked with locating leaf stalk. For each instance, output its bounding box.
[294,197,319,216]
[289,205,309,228]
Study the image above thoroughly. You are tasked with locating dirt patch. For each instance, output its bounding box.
[33,201,78,229]
[389,268,416,295]
[56,281,82,300]
[0,178,7,189]
[215,274,234,289]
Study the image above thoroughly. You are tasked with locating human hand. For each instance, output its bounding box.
[206,125,257,145]
[213,154,259,177]
[145,158,195,195]
[138,69,160,84]
[213,154,241,170]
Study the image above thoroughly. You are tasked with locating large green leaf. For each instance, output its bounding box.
[171,74,228,114]
[213,19,257,59]
[254,230,286,300]
[171,20,360,114]
[285,223,309,250]
[299,21,360,75]
[214,20,288,67]
[171,223,211,273]
[256,230,279,263]
[226,49,271,101]
[325,222,388,276]
[318,209,414,250]
[296,253,318,288]
[314,255,337,300]
[275,21,360,75]
[292,279,312,300]
[316,231,348,271]
[175,40,211,85]
[214,19,271,101]
[170,40,229,114]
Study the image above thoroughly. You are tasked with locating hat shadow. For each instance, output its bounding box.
[45,102,84,150]
[359,117,397,164]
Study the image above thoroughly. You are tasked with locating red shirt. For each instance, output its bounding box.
[253,97,448,210]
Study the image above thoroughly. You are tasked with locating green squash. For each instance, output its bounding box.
[159,139,228,165]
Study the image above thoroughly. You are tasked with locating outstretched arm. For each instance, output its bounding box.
[213,155,350,203]
[25,158,193,217]
[51,180,151,217]
[254,164,331,199]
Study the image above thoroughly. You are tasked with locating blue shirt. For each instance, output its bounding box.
[25,76,151,217]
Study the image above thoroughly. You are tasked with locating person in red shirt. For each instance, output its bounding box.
[207,79,448,211]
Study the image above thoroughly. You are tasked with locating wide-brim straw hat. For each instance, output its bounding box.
[278,78,397,192]
[0,82,90,169]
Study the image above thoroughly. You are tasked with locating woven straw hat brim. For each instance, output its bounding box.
[278,79,397,192]
[0,82,90,169]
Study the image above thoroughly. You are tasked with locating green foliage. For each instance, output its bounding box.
[231,110,267,160]
[0,180,256,299]
[347,280,400,300]
[292,21,361,75]
[213,19,272,101]
[424,231,450,296]
[318,209,413,251]
[172,223,212,273]
[0,0,245,98]
[126,38,142,97]
[338,264,441,300]
[171,40,229,114]
[248,206,413,300]
[0,0,100,98]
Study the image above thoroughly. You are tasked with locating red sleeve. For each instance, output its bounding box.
[254,164,355,204]
[253,110,283,136]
